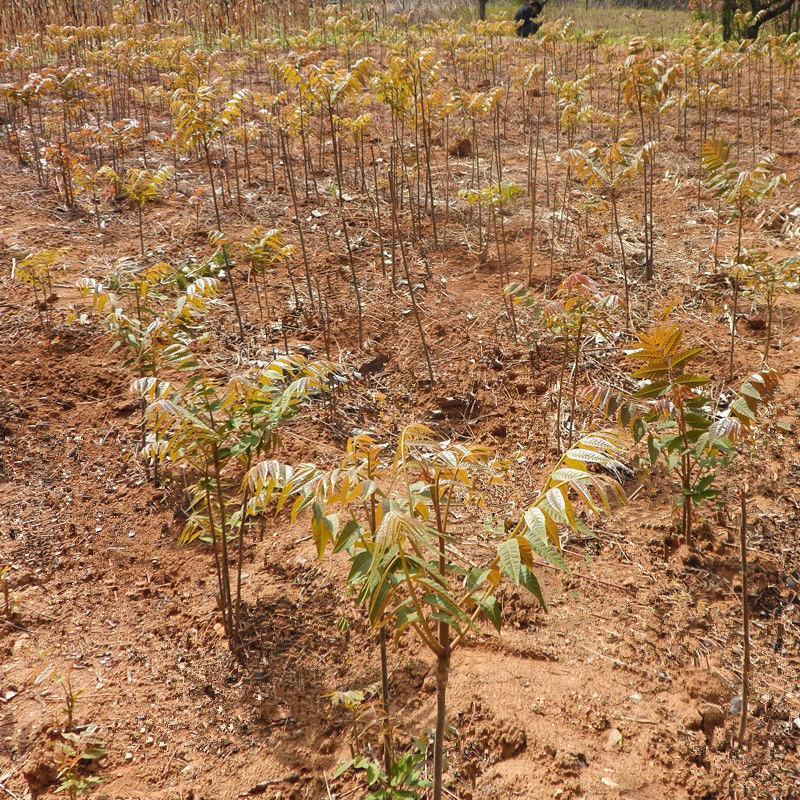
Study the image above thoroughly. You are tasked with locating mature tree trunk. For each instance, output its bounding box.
[745,0,795,37]
[723,0,737,39]
[478,0,488,20]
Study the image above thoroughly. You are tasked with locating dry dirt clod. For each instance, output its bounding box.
[681,707,703,731]
[448,139,472,159]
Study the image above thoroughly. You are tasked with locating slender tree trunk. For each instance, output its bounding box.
[211,445,234,639]
[379,628,392,776]
[433,641,450,800]
[528,110,540,285]
[203,136,222,230]
[678,405,693,546]
[280,132,316,311]
[738,489,751,746]
[326,102,364,348]
[763,297,773,363]
[568,315,583,448]
[729,278,739,381]
[555,334,569,454]
[137,205,144,256]
[220,246,247,344]
[234,455,252,638]
[204,481,231,639]
[431,485,450,800]
[611,194,631,330]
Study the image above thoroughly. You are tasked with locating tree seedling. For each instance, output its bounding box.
[55,724,106,799]
[701,138,782,378]
[278,424,627,800]
[16,248,64,335]
[98,165,174,256]
[585,324,780,545]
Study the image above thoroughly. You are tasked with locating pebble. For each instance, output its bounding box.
[605,728,623,750]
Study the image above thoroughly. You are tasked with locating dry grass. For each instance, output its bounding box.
[538,0,694,39]
[376,0,695,40]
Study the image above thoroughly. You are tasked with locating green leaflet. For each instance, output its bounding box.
[497,538,522,584]
[523,507,568,570]
[475,594,502,632]
[519,566,547,610]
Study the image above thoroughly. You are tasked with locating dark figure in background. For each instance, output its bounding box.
[514,0,544,37]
